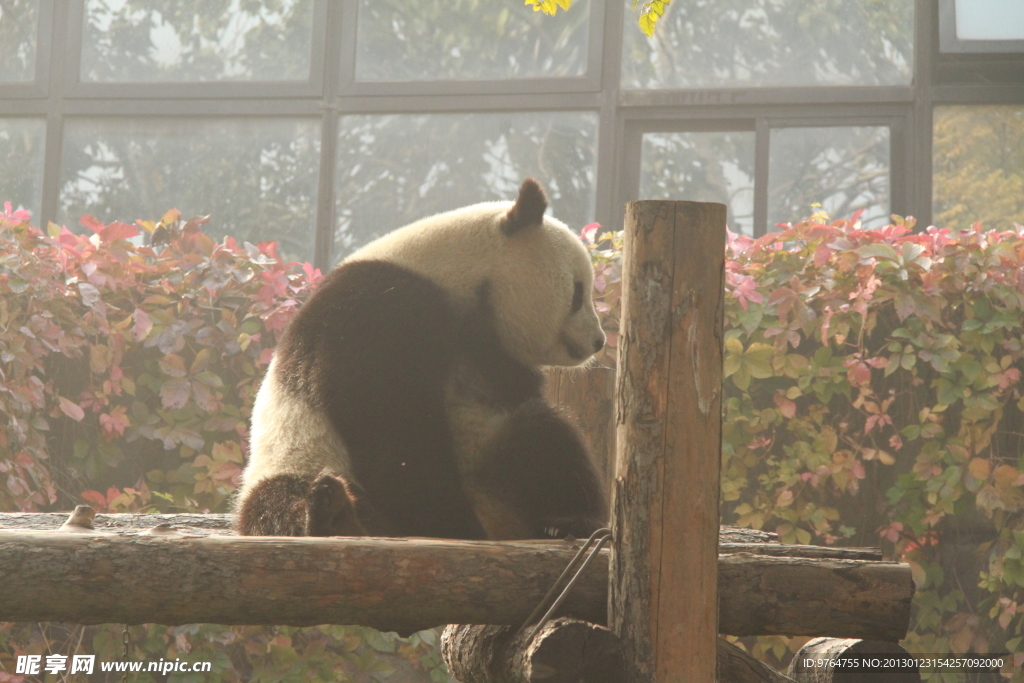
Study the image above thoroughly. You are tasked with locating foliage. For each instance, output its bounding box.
[334,112,597,260]
[0,207,316,513]
[934,106,1024,234]
[590,212,1024,679]
[580,222,622,367]
[619,0,913,90]
[525,0,671,37]
[361,0,587,81]
[0,623,451,683]
[633,0,672,37]
[0,209,452,682]
[524,0,572,16]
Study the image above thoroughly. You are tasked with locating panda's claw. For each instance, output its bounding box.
[545,526,561,538]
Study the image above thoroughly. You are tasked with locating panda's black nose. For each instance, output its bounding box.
[593,337,605,353]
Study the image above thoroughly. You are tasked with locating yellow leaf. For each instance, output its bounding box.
[994,464,1023,489]
[968,458,991,481]
[639,12,656,37]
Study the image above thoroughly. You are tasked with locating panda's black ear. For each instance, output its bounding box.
[502,178,548,236]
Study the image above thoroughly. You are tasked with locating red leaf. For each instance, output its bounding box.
[773,393,797,419]
[80,214,106,234]
[81,490,107,507]
[99,221,139,244]
[848,362,872,387]
[132,308,153,342]
[58,396,85,422]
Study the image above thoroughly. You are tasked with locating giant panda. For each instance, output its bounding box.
[234,178,608,540]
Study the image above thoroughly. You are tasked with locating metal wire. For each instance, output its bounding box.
[519,527,612,641]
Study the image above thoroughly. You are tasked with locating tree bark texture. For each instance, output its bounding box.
[611,200,727,682]
[0,514,912,640]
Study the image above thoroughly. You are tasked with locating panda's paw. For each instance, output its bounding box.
[538,516,601,541]
[306,474,365,537]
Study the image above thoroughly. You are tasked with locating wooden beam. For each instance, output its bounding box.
[439,626,801,683]
[440,619,624,683]
[0,513,912,640]
[611,200,727,682]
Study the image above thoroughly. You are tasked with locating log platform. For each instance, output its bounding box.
[0,511,912,642]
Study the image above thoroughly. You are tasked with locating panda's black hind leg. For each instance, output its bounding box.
[306,474,367,536]
[481,399,608,540]
[235,473,366,537]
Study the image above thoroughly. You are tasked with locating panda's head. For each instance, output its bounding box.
[487,179,606,368]
[349,178,606,369]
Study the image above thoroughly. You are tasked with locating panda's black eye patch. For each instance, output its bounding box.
[571,282,584,314]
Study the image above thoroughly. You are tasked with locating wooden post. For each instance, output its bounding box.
[610,200,726,682]
[544,366,617,493]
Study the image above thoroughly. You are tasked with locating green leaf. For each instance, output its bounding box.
[855,243,899,262]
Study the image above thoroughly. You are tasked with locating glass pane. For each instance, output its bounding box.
[59,118,321,263]
[640,131,755,235]
[0,0,38,82]
[934,106,1024,231]
[955,0,1024,40]
[622,0,913,89]
[356,0,589,81]
[334,112,597,259]
[81,0,314,83]
[768,126,890,230]
[355,0,589,81]
[0,118,45,221]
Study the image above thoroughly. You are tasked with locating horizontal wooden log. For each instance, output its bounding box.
[718,544,881,561]
[0,513,779,541]
[787,637,920,682]
[0,513,912,640]
[441,627,797,683]
[718,554,912,640]
[441,619,624,683]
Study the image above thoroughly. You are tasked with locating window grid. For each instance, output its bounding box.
[0,0,1021,270]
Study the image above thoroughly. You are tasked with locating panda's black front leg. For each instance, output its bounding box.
[481,399,608,540]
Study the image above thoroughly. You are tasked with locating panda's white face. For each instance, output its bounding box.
[491,217,605,368]
[347,179,606,369]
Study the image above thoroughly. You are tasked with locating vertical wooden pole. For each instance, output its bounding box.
[610,200,726,682]
[544,367,618,493]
